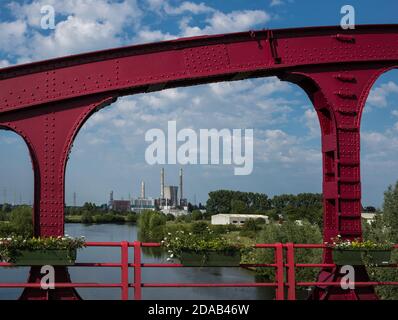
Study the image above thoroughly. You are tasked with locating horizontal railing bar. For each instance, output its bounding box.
[0,283,121,288]
[139,283,277,288]
[297,281,398,287]
[140,263,276,268]
[85,242,125,247]
[295,263,336,268]
[72,263,122,267]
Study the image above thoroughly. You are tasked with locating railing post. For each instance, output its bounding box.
[134,241,142,300]
[275,243,284,300]
[121,241,129,300]
[286,243,296,300]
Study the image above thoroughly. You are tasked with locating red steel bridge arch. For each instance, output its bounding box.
[0,24,397,300]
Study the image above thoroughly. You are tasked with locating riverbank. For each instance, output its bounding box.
[65,213,137,224]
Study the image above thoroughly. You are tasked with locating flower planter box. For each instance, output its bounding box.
[179,250,241,267]
[333,249,363,265]
[333,249,391,266]
[363,250,392,265]
[13,249,77,266]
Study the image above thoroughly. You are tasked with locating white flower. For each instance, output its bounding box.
[166,258,171,261]
[170,254,174,258]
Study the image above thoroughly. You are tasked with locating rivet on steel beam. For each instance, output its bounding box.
[333,34,355,43]
[334,91,357,100]
[334,74,356,82]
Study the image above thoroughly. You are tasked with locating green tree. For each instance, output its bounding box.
[206,190,271,214]
[191,210,203,221]
[126,213,137,223]
[248,221,322,282]
[231,199,247,214]
[9,206,33,237]
[362,181,398,300]
[138,210,167,241]
[191,221,208,234]
[383,181,398,242]
[81,212,93,224]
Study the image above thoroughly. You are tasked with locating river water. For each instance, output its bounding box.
[0,223,306,300]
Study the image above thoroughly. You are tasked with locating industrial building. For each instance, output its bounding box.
[108,168,188,215]
[108,191,131,212]
[211,214,269,226]
[131,180,156,213]
[158,168,188,216]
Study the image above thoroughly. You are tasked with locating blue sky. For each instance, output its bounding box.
[0,0,398,207]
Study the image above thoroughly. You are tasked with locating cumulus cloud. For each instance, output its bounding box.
[303,109,320,137]
[0,20,27,56]
[270,0,284,6]
[0,59,10,68]
[180,10,271,36]
[5,0,142,62]
[367,81,398,108]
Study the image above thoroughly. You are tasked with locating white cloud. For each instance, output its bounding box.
[180,10,271,37]
[0,59,10,68]
[6,0,142,62]
[367,81,398,108]
[303,109,320,137]
[270,0,284,6]
[0,20,27,55]
[255,129,320,165]
[164,1,214,15]
[134,28,176,43]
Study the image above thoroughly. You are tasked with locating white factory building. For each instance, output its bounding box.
[211,214,269,226]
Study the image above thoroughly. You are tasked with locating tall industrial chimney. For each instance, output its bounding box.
[110,190,114,202]
[179,168,183,203]
[141,180,145,199]
[160,168,165,199]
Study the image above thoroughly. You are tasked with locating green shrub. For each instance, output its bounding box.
[191,210,203,221]
[191,221,209,235]
[81,213,93,224]
[126,213,137,223]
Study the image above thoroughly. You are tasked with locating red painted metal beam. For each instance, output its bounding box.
[1,24,397,300]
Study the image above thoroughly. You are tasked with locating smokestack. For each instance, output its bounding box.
[141,180,145,199]
[160,168,165,198]
[110,190,114,202]
[179,168,183,202]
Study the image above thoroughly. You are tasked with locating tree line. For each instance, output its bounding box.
[206,190,323,227]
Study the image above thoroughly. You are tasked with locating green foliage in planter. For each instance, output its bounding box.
[327,236,393,251]
[0,235,86,263]
[161,227,247,261]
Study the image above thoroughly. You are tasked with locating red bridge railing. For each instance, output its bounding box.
[0,242,397,300]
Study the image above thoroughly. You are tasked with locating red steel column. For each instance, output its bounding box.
[0,94,116,300]
[281,64,394,300]
[121,241,129,300]
[0,95,115,236]
[134,241,142,300]
[285,243,296,300]
[274,243,284,300]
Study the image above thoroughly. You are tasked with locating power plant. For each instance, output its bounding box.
[158,168,187,209]
[109,168,188,216]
